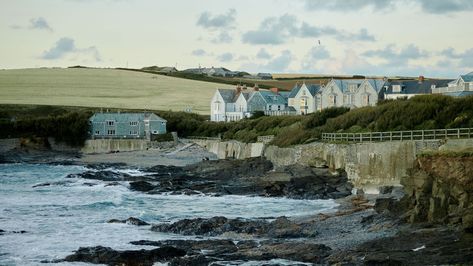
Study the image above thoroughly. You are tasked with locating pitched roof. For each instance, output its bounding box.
[258,91,287,105]
[288,83,321,98]
[288,84,301,98]
[279,91,291,99]
[331,79,364,93]
[366,79,388,93]
[461,72,473,82]
[385,79,453,95]
[217,89,236,103]
[90,112,166,122]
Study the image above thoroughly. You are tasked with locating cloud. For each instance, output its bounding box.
[10,17,53,32]
[256,48,272,59]
[441,47,473,68]
[363,44,429,65]
[416,0,473,14]
[217,52,234,62]
[212,32,233,43]
[29,17,53,31]
[305,0,396,11]
[301,46,331,71]
[304,0,473,14]
[41,37,101,61]
[242,14,298,45]
[192,49,208,56]
[262,50,293,72]
[242,14,375,45]
[197,9,236,30]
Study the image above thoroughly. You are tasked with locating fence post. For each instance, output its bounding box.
[458,128,460,139]
[390,132,392,141]
[400,131,403,141]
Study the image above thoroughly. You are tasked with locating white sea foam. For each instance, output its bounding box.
[0,163,339,265]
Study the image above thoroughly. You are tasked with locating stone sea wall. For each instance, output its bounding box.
[81,139,149,154]
[192,138,473,192]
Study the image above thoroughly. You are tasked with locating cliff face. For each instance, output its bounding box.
[401,155,473,231]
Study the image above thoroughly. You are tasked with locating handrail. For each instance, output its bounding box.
[321,128,473,143]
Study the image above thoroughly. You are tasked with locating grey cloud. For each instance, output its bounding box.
[301,46,331,70]
[262,50,293,72]
[212,32,233,43]
[257,48,272,59]
[441,47,473,67]
[305,0,396,11]
[41,38,75,59]
[217,52,234,62]
[242,14,375,45]
[242,14,298,45]
[416,0,473,14]
[305,0,473,14]
[41,37,101,61]
[197,9,236,30]
[192,49,208,56]
[363,44,428,65]
[29,17,53,31]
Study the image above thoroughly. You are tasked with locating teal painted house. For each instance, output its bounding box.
[89,112,167,140]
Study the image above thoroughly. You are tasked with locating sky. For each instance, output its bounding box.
[1,0,473,77]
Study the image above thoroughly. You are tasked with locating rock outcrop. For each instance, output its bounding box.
[401,155,473,231]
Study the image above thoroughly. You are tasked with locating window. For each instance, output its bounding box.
[129,121,138,126]
[277,105,281,111]
[152,130,159,134]
[107,129,115,135]
[215,102,220,111]
[393,85,401,93]
[129,130,138,135]
[106,120,115,126]
[363,94,370,105]
[330,95,336,106]
[95,130,100,135]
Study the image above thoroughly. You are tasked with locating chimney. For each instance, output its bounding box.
[236,85,242,93]
[270,87,279,94]
[253,84,259,91]
[418,75,425,83]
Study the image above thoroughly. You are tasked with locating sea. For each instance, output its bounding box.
[0,163,339,265]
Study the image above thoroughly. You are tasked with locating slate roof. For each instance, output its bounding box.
[279,91,291,99]
[217,89,236,103]
[332,79,364,93]
[90,113,166,122]
[258,91,287,105]
[461,72,473,82]
[366,79,388,93]
[288,83,321,98]
[385,79,453,95]
[232,91,252,102]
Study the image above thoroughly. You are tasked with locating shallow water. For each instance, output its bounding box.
[0,163,338,265]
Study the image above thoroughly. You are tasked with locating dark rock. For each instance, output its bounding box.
[0,229,5,235]
[169,255,211,266]
[379,186,394,194]
[129,181,155,192]
[67,170,133,181]
[32,182,51,188]
[151,216,315,238]
[108,217,149,226]
[64,245,186,266]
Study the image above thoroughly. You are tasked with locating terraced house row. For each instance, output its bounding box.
[210,72,473,122]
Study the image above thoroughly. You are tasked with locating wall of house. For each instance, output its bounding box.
[295,85,316,114]
[149,120,166,134]
[354,84,377,107]
[320,84,343,109]
[210,92,226,122]
[235,94,248,112]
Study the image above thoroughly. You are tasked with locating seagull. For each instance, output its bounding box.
[318,40,321,45]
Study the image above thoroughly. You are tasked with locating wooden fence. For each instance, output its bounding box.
[322,128,473,143]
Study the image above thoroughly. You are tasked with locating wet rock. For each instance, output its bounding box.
[108,217,149,226]
[151,216,315,238]
[32,182,51,188]
[63,245,186,266]
[67,170,133,181]
[169,255,211,266]
[0,229,4,235]
[129,181,155,192]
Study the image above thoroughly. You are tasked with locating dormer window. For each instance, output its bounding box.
[106,120,115,126]
[393,85,402,93]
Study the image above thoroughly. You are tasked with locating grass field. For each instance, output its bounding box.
[0,68,234,114]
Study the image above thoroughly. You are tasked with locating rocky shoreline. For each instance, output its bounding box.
[2,145,473,265]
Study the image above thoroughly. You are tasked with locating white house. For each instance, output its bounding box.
[210,85,256,122]
[288,83,321,114]
[385,78,453,100]
[432,72,473,97]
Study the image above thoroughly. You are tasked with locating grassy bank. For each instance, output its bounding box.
[2,94,472,147]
